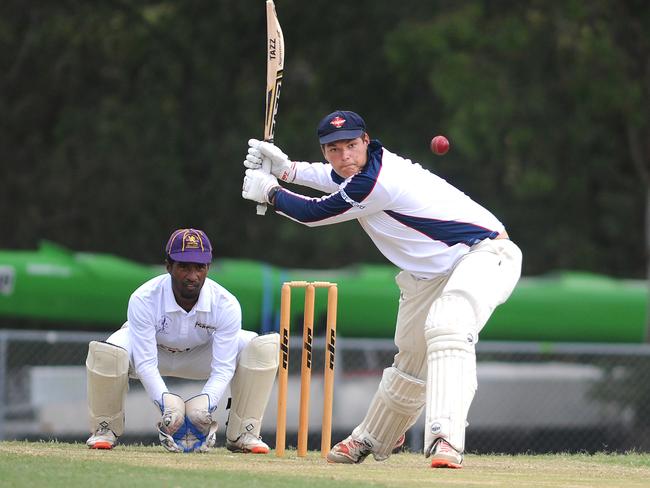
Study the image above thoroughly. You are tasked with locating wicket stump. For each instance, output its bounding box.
[275,281,337,458]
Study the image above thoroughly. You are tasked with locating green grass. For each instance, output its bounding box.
[2,441,650,487]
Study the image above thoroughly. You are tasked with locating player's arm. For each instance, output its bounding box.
[244,139,339,193]
[201,300,241,409]
[243,167,390,227]
[127,295,168,405]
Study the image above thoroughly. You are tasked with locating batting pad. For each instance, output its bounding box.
[424,294,478,454]
[86,341,129,436]
[225,333,279,441]
[353,366,426,460]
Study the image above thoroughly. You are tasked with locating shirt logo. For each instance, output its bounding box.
[340,189,366,209]
[330,116,346,128]
[156,316,170,334]
[195,322,218,331]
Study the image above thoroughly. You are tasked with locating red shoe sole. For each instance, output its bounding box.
[248,447,269,454]
[89,442,114,450]
[430,459,462,469]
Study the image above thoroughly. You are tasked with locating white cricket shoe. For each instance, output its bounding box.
[428,438,463,469]
[226,432,270,454]
[86,424,118,450]
[327,435,372,464]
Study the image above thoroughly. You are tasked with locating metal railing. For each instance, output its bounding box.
[1,329,650,453]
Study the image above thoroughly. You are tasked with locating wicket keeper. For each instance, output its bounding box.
[85,228,279,453]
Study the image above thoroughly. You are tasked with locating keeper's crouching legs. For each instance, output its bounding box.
[225,333,279,454]
[328,366,425,464]
[85,341,129,449]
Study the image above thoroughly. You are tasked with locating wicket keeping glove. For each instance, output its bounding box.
[155,392,186,453]
[245,139,297,182]
[242,168,281,204]
[181,394,218,453]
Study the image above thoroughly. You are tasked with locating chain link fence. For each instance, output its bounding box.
[1,329,649,454]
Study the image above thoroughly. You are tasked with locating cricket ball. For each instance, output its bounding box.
[430,135,450,156]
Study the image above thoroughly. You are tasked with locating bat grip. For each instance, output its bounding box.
[255,157,273,216]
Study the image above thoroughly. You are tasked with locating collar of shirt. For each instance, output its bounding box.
[162,275,214,314]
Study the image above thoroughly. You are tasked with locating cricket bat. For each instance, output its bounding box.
[257,0,285,216]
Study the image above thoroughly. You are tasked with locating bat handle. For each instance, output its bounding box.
[256,156,273,216]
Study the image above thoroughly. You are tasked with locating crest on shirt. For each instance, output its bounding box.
[156,315,170,334]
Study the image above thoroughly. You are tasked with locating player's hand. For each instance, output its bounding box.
[242,168,280,204]
[245,139,296,182]
[182,394,218,452]
[155,392,185,453]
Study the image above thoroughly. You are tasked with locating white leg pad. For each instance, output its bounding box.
[226,333,279,441]
[352,366,425,460]
[424,293,478,455]
[86,341,129,436]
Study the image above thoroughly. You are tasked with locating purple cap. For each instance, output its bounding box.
[317,110,366,144]
[165,228,212,264]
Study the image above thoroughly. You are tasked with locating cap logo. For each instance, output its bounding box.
[183,234,202,250]
[330,116,346,128]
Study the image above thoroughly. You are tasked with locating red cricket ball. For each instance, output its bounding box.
[430,135,450,155]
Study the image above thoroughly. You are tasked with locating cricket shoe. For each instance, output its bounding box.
[392,434,406,453]
[428,438,463,469]
[226,432,270,454]
[327,436,372,464]
[87,424,118,450]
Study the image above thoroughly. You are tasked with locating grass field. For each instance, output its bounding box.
[2,441,650,488]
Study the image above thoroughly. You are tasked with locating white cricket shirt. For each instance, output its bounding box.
[274,140,505,279]
[127,274,241,408]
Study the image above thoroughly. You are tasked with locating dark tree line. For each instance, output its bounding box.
[1,0,649,278]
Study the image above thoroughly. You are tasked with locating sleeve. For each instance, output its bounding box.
[292,161,340,193]
[127,295,168,406]
[201,298,241,409]
[274,172,391,227]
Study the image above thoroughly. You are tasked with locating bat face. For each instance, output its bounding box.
[264,0,284,143]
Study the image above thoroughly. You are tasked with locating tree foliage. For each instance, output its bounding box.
[1,0,648,277]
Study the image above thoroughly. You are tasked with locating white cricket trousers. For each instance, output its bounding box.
[391,237,522,380]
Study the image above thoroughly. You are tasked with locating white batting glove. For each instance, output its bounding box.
[245,139,297,182]
[242,168,280,204]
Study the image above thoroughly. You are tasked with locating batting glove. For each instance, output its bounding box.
[242,168,280,204]
[246,139,297,182]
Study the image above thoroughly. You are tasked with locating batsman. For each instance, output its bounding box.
[85,228,279,453]
[241,110,522,468]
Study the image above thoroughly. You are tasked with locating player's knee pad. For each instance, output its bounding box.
[226,333,279,440]
[425,293,479,353]
[86,341,129,436]
[377,366,426,416]
[353,366,425,460]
